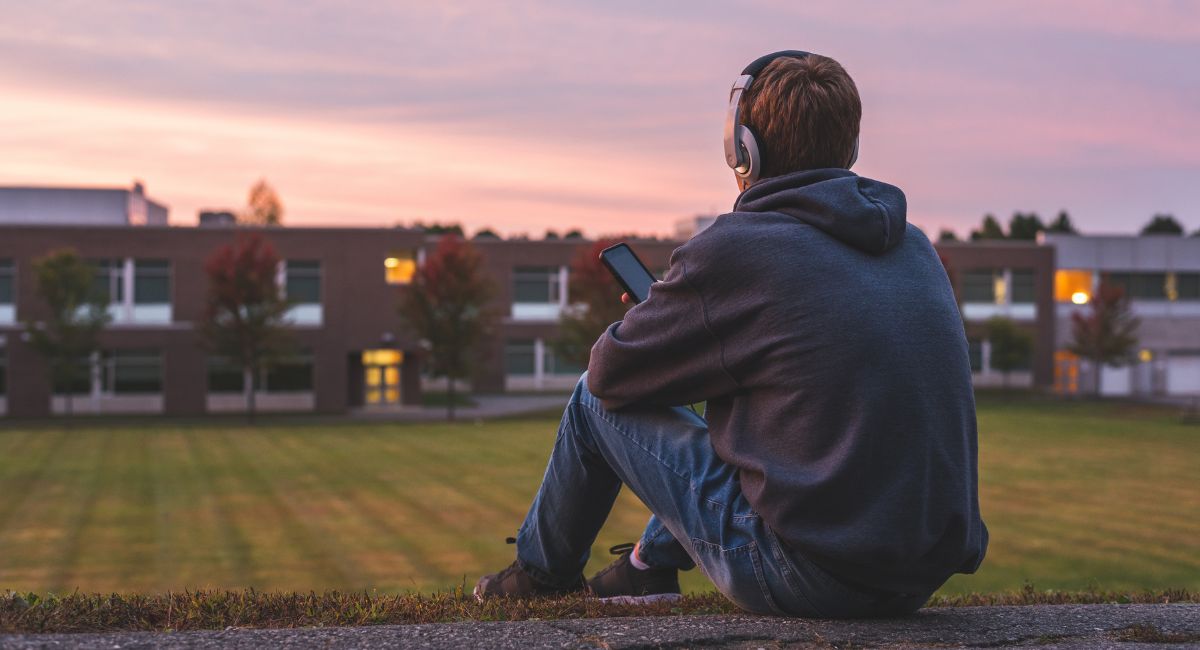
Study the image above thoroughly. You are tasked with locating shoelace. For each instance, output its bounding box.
[608,542,635,556]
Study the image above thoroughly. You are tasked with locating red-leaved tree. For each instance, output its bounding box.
[398,235,496,421]
[201,234,294,422]
[554,240,632,368]
[1068,279,1140,396]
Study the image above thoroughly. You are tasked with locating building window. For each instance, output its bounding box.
[1106,272,1168,301]
[1010,270,1035,304]
[207,357,245,393]
[0,347,6,397]
[0,259,13,324]
[505,340,536,376]
[91,259,124,304]
[967,339,983,373]
[1177,273,1200,301]
[107,350,163,394]
[543,346,584,376]
[384,252,417,285]
[133,260,170,304]
[0,259,13,304]
[285,261,321,303]
[1054,269,1093,304]
[53,356,93,395]
[513,267,561,303]
[265,352,314,392]
[962,269,998,303]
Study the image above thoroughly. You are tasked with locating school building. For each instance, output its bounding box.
[0,188,1195,418]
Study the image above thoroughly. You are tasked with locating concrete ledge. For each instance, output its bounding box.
[2,604,1197,649]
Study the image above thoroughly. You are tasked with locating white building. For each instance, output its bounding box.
[1045,233,1200,397]
[0,182,168,226]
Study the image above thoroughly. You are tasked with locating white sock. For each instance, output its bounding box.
[629,542,652,571]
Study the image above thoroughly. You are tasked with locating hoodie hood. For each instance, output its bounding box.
[733,168,908,255]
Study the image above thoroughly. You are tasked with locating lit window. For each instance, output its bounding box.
[385,252,417,285]
[362,349,403,366]
[1055,270,1093,303]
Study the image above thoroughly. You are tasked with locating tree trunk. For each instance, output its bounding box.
[1002,370,1010,390]
[1093,356,1103,398]
[447,373,457,422]
[246,365,257,425]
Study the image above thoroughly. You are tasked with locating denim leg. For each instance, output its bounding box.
[516,374,798,614]
[636,514,696,571]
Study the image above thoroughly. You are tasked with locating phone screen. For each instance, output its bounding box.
[600,243,657,304]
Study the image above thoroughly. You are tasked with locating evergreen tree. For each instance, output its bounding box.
[1140,214,1183,235]
[1008,212,1045,241]
[969,214,1006,241]
[1046,210,1078,234]
[937,229,959,242]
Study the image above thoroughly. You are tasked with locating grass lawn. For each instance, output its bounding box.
[0,395,1196,597]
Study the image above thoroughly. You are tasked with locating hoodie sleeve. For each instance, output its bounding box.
[586,246,741,410]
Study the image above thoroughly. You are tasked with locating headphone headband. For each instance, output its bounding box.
[724,50,857,189]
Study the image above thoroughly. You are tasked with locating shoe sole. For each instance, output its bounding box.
[597,592,682,605]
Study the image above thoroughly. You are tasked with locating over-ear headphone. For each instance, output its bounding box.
[724,50,860,189]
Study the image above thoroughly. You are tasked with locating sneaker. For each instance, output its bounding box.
[587,542,682,605]
[474,538,586,601]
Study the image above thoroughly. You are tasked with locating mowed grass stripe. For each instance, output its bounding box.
[207,429,358,590]
[279,427,506,589]
[181,430,258,587]
[234,428,395,589]
[46,430,114,593]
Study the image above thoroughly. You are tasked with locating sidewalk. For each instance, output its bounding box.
[2,604,1196,649]
[351,394,572,422]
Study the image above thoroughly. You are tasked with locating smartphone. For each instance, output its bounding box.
[599,242,658,304]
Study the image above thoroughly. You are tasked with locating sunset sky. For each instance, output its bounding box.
[0,1,1196,237]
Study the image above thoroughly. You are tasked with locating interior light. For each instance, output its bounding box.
[1139,349,1153,363]
[384,257,400,268]
[1071,291,1089,305]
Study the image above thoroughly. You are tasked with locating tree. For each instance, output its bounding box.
[398,235,496,421]
[201,234,294,422]
[986,317,1033,389]
[244,179,284,226]
[544,230,560,240]
[24,249,111,417]
[1140,213,1183,235]
[555,240,632,368]
[1007,212,1045,241]
[937,229,959,243]
[1046,210,1078,234]
[1067,279,1139,397]
[563,229,585,239]
[969,214,1005,241]
[473,228,500,240]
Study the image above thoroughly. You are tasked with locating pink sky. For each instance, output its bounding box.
[0,1,1197,237]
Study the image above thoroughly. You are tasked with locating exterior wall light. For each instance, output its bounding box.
[1071,291,1089,305]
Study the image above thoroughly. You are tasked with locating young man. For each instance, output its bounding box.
[475,51,987,618]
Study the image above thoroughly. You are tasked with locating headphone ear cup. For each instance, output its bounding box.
[735,124,762,184]
[846,137,859,169]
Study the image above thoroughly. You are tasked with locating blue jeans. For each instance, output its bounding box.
[515,374,930,618]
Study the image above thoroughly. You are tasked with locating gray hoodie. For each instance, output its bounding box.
[588,168,987,595]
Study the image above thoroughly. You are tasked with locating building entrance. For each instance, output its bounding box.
[362,349,403,406]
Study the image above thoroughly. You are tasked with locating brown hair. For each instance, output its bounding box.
[739,54,861,177]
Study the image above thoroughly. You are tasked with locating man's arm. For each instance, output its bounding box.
[586,248,740,410]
